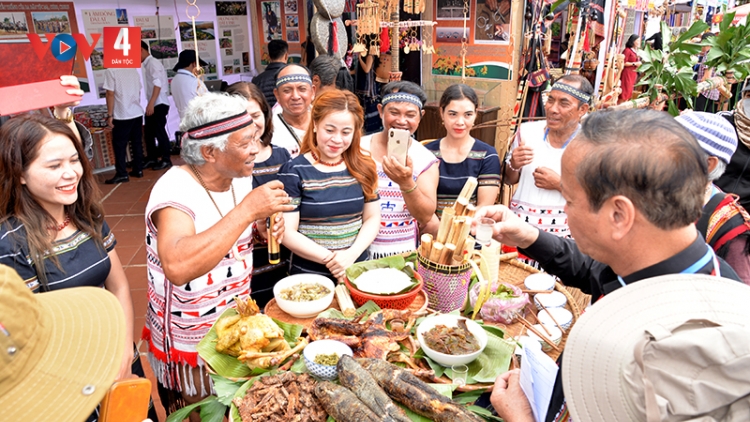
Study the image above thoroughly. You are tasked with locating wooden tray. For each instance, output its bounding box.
[264,289,429,330]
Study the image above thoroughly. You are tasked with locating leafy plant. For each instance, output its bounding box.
[636,20,707,114]
[702,13,750,80]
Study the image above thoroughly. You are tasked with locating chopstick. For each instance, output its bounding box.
[518,317,562,353]
[522,289,554,294]
[540,306,565,333]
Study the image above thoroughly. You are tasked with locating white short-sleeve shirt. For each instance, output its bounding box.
[170,69,207,119]
[141,55,169,107]
[102,68,143,120]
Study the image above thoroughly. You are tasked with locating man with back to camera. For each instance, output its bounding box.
[475,109,741,422]
[715,80,750,211]
[270,64,315,158]
[309,54,339,95]
[103,67,144,184]
[252,39,288,108]
[170,49,208,120]
[140,40,172,170]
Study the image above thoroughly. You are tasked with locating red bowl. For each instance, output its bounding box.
[344,271,423,310]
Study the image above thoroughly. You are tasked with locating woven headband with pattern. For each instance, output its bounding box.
[551,82,591,104]
[186,111,254,140]
[276,74,313,87]
[382,92,423,109]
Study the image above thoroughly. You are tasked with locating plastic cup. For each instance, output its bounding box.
[451,364,468,387]
[475,218,496,246]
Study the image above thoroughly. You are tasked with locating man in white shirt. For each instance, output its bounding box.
[271,64,315,157]
[170,49,208,120]
[140,41,172,170]
[103,67,144,184]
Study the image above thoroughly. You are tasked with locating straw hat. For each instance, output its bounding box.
[0,264,125,421]
[563,274,750,422]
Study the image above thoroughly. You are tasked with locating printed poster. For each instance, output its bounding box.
[134,15,178,77]
[261,1,282,42]
[215,1,252,75]
[81,9,130,98]
[178,21,219,80]
[432,0,513,79]
[256,0,305,65]
[0,2,87,89]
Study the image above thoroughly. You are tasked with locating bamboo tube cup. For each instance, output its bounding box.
[421,233,433,257]
[440,243,455,265]
[429,242,444,262]
[464,204,476,218]
[454,197,468,216]
[436,208,455,244]
[457,177,478,202]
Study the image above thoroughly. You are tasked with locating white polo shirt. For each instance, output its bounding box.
[102,68,143,120]
[141,55,169,107]
[171,69,207,119]
[271,113,305,158]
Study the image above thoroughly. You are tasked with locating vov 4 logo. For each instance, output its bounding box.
[26,27,141,68]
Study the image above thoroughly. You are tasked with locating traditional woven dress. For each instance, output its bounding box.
[361,135,439,258]
[424,138,501,215]
[507,121,570,239]
[141,167,254,401]
[278,155,378,277]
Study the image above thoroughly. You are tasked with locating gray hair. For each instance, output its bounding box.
[309,55,339,87]
[179,92,249,165]
[708,156,727,182]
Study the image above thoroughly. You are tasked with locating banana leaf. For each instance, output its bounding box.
[419,329,514,384]
[317,299,382,320]
[196,307,305,378]
[166,395,226,422]
[345,252,420,295]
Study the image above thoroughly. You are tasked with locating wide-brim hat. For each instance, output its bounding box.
[173,49,208,71]
[0,265,125,421]
[563,274,750,422]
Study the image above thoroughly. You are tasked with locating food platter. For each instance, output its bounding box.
[265,289,430,329]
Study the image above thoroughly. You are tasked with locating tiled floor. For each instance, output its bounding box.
[98,163,178,422]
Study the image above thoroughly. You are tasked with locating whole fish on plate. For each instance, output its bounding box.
[337,355,411,422]
[358,358,485,422]
[313,381,381,422]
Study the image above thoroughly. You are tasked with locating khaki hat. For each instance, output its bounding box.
[0,264,125,421]
[563,274,750,422]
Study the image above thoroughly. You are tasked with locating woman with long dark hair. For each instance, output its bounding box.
[0,114,156,422]
[618,34,642,104]
[278,89,380,282]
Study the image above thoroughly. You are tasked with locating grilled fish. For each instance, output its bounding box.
[313,381,381,422]
[337,355,411,422]
[358,358,485,422]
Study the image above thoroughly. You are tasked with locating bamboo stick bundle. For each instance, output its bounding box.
[463,204,476,218]
[429,242,444,262]
[440,243,456,265]
[454,197,469,216]
[436,207,455,244]
[420,233,433,257]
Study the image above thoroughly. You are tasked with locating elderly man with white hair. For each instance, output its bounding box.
[676,111,750,285]
[141,92,294,420]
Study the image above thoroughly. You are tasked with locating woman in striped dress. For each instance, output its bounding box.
[278,90,380,282]
[424,84,501,215]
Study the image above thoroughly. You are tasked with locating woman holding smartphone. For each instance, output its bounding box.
[278,90,380,282]
[424,84,501,215]
[360,81,440,258]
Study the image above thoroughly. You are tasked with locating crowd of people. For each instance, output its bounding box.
[2,41,750,422]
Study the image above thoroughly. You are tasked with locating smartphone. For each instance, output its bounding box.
[0,79,81,116]
[387,128,411,166]
[98,378,151,422]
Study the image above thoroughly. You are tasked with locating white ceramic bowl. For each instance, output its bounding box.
[537,307,573,331]
[273,274,335,318]
[302,340,353,381]
[514,335,543,364]
[416,314,488,367]
[533,291,568,311]
[524,273,556,291]
[527,324,562,352]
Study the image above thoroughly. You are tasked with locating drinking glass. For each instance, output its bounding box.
[475,217,496,246]
[452,364,468,387]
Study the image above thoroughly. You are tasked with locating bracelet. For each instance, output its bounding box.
[507,160,520,172]
[54,107,74,123]
[401,184,418,194]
